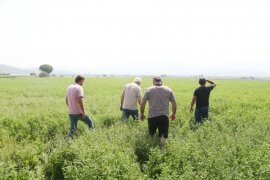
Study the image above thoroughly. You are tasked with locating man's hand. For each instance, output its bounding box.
[82,112,86,119]
[140,114,145,121]
[170,114,176,121]
[206,79,216,88]
[190,96,196,113]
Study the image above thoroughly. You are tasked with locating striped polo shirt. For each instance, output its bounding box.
[142,85,176,118]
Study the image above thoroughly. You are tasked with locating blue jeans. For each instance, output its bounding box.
[121,109,139,122]
[68,114,94,137]
[195,107,209,124]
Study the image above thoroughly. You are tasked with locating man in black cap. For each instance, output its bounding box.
[190,78,217,124]
[140,76,177,147]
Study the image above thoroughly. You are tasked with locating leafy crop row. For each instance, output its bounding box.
[0,77,270,179]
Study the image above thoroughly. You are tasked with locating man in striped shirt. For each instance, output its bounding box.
[140,77,177,147]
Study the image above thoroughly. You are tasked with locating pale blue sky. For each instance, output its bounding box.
[0,0,270,76]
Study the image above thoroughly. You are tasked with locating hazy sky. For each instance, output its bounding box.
[0,0,270,76]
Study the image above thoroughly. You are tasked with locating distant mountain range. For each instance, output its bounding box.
[1,64,269,78]
[0,64,73,75]
[0,64,28,74]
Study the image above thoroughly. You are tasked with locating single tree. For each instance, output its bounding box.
[39,64,53,74]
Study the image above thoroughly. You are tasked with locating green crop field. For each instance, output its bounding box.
[1,77,270,179]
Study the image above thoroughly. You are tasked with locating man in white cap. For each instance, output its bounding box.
[120,77,142,122]
[140,76,177,147]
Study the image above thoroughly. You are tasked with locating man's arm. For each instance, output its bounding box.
[140,90,149,121]
[138,96,142,106]
[190,96,196,112]
[170,101,177,120]
[169,91,177,120]
[120,91,125,111]
[206,79,217,88]
[66,96,68,107]
[77,87,85,117]
[137,88,142,106]
[140,100,146,121]
[78,97,86,117]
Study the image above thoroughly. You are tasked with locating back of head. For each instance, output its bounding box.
[134,77,142,85]
[199,78,206,86]
[153,76,162,86]
[75,75,85,83]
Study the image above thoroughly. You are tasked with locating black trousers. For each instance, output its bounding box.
[148,115,169,138]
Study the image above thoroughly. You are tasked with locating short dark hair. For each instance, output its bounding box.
[75,75,85,83]
[199,78,206,85]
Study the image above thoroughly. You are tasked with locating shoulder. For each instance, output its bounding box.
[162,85,172,91]
[75,84,83,91]
[148,85,156,90]
[194,87,201,94]
[146,86,155,92]
[67,84,72,89]
[133,83,141,91]
[132,83,140,89]
[125,83,135,88]
[67,84,75,90]
[125,83,130,88]
[160,86,174,94]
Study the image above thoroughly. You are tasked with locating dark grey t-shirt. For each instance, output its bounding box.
[142,85,176,118]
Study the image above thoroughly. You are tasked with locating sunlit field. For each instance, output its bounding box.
[1,77,270,179]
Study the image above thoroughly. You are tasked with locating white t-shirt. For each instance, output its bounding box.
[123,82,141,110]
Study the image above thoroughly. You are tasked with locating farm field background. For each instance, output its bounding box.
[1,77,270,179]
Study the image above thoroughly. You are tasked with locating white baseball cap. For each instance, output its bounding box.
[134,77,142,83]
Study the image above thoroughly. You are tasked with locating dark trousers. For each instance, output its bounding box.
[195,107,209,124]
[148,115,169,138]
[68,114,94,137]
[121,109,139,122]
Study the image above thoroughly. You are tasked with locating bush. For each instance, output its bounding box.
[30,72,37,77]
[39,71,49,78]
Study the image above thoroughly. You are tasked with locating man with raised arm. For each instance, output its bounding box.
[120,77,142,122]
[190,78,217,124]
[140,76,177,147]
[66,75,94,138]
